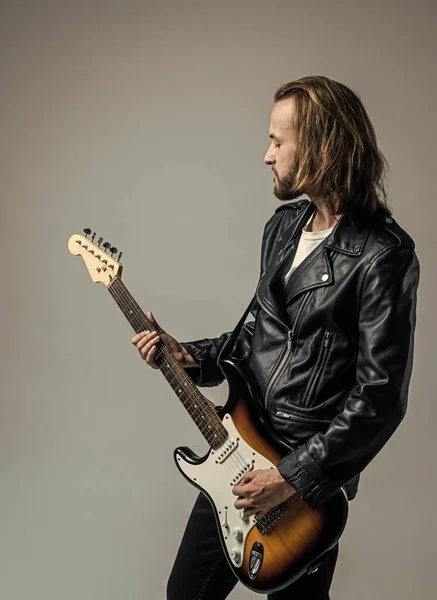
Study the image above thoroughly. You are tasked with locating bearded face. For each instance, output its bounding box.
[264,99,303,202]
[272,158,302,200]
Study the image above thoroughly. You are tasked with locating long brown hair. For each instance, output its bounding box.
[274,76,391,218]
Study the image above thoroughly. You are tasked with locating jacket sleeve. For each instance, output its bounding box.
[277,245,420,508]
[180,311,258,387]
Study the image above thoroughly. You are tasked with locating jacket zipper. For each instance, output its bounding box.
[275,409,332,424]
[289,291,311,351]
[260,290,312,411]
[263,329,293,412]
[299,330,332,407]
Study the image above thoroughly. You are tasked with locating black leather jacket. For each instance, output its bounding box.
[181,199,420,509]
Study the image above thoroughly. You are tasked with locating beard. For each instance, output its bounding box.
[273,161,303,201]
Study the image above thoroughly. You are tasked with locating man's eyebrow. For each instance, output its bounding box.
[269,133,280,141]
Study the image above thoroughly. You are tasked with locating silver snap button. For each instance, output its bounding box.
[385,217,393,224]
[354,245,360,251]
[321,273,329,281]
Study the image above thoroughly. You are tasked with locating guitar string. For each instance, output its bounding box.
[108,277,249,479]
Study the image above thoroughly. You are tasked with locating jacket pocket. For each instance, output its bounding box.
[275,409,332,425]
[299,330,333,408]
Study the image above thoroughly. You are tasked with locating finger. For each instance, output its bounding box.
[234,497,254,510]
[132,331,148,344]
[243,505,266,519]
[232,482,254,497]
[138,338,158,358]
[242,471,257,484]
[254,510,266,519]
[148,311,164,334]
[136,332,160,349]
[232,484,248,497]
[132,330,157,346]
[146,345,159,367]
[138,336,160,359]
[143,344,160,366]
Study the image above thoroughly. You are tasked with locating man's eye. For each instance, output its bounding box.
[274,143,280,149]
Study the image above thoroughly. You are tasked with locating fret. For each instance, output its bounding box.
[107,276,228,449]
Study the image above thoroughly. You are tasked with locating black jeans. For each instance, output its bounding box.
[167,491,339,600]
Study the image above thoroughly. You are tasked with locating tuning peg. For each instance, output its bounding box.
[110,246,118,256]
[83,228,92,238]
[103,242,111,252]
[97,237,103,247]
[117,251,123,262]
[91,232,96,242]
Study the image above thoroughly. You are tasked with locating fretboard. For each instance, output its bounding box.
[107,277,228,449]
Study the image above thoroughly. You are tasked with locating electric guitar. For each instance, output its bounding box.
[68,229,348,594]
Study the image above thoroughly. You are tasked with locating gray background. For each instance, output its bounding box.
[1,0,435,598]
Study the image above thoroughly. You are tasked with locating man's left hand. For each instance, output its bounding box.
[232,468,297,518]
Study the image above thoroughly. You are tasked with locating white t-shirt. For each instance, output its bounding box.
[283,212,335,285]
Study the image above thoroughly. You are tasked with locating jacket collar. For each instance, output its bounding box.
[280,199,379,256]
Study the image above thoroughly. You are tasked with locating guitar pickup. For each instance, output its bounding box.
[215,438,238,464]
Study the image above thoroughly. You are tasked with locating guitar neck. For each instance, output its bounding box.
[107,277,228,449]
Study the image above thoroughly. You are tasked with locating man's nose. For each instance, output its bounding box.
[264,150,274,165]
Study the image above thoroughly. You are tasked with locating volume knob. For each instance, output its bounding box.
[230,548,241,563]
[232,527,243,542]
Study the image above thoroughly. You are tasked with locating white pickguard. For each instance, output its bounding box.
[175,413,276,568]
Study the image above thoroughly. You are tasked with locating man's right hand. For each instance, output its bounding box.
[131,311,199,370]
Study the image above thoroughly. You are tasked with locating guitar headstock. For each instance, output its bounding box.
[68,229,123,286]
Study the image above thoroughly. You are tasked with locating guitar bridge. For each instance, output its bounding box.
[256,503,287,535]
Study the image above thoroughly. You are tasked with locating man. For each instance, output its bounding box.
[132,75,420,599]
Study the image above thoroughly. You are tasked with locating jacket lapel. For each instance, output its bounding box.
[283,240,334,305]
[258,202,317,324]
[258,200,379,326]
